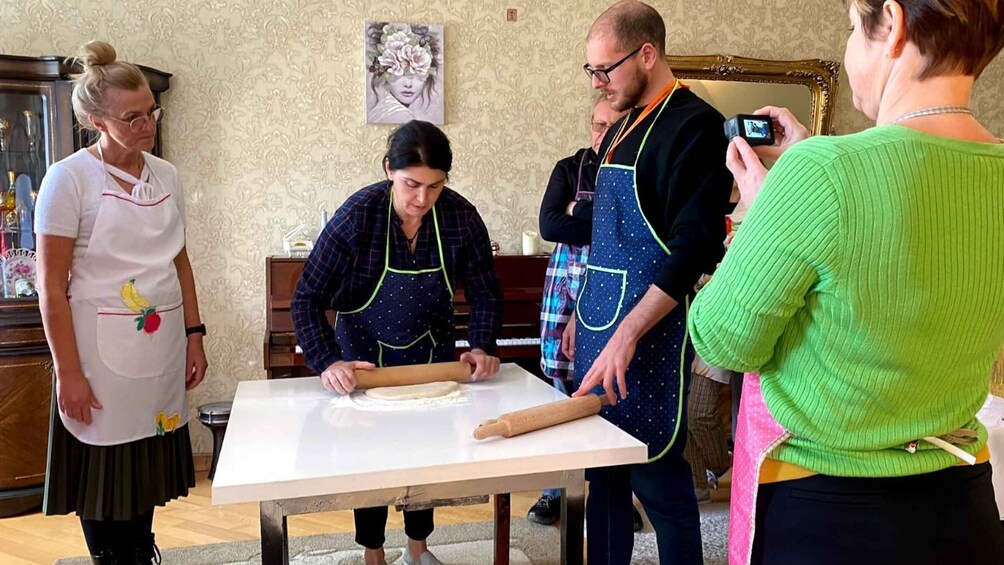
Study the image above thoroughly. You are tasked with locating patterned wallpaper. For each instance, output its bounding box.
[1,0,1001,452]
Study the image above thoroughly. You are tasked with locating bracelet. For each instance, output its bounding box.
[185,324,207,337]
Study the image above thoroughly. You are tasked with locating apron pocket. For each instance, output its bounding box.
[576,265,627,331]
[96,300,185,379]
[377,329,437,367]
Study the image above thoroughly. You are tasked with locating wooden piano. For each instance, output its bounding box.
[264,254,550,379]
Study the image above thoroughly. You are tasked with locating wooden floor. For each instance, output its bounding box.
[0,471,542,564]
[0,470,731,564]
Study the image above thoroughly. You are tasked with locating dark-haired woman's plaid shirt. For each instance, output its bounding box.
[291,181,502,373]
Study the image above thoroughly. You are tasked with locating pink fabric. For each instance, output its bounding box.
[728,373,789,565]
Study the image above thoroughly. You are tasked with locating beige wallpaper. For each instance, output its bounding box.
[1,0,1001,453]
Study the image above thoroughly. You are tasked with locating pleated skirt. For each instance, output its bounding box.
[43,394,196,521]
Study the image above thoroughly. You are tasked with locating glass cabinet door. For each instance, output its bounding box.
[0,83,53,298]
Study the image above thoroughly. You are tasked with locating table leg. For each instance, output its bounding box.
[260,500,289,565]
[561,472,585,565]
[493,492,511,565]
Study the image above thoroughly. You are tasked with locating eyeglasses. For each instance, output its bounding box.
[583,45,643,85]
[591,121,614,133]
[104,105,164,132]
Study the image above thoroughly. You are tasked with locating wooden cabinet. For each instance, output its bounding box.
[0,301,51,516]
[0,53,171,516]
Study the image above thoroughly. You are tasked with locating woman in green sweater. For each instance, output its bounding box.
[689,1,1004,564]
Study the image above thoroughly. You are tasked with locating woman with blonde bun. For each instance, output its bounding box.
[36,40,207,564]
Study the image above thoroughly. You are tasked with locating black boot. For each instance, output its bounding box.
[128,533,162,564]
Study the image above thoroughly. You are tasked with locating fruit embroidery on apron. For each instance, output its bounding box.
[121,279,162,333]
[156,412,181,436]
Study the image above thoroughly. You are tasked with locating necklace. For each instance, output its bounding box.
[889,106,973,125]
[404,230,420,247]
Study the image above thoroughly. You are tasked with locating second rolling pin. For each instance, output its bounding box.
[352,361,472,390]
[473,394,611,440]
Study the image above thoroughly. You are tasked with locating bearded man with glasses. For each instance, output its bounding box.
[569,2,733,564]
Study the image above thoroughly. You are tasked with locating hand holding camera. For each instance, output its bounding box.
[725,106,811,207]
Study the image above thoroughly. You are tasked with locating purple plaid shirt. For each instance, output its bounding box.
[291,181,502,373]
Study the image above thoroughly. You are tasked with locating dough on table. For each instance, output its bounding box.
[364,381,460,401]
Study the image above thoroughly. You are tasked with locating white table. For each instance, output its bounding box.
[212,364,648,565]
[977,394,1004,519]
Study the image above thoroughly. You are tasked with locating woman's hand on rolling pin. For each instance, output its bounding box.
[320,360,376,394]
[461,349,500,380]
[561,315,576,360]
[57,370,102,424]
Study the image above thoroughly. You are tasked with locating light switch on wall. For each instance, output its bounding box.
[506,8,517,22]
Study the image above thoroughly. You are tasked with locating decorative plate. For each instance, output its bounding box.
[2,248,37,298]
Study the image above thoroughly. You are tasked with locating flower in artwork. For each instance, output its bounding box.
[367,22,439,80]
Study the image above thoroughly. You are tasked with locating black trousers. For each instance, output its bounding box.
[354,506,434,549]
[752,463,1004,565]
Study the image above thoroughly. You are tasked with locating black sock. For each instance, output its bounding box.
[80,509,155,555]
[80,517,125,555]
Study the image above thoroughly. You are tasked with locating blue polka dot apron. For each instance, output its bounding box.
[574,82,691,461]
[334,195,455,368]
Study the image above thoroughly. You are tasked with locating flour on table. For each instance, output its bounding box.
[365,381,460,400]
[328,383,468,411]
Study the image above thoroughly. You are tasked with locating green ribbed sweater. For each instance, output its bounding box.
[689,125,1004,477]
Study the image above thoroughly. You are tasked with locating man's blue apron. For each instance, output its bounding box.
[335,194,455,368]
[574,83,692,461]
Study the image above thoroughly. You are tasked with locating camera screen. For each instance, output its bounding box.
[743,119,771,139]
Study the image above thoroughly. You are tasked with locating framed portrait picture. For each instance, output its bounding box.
[365,22,444,125]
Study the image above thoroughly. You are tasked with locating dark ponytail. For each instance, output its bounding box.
[383,120,452,175]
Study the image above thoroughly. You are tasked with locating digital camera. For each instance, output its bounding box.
[724,114,775,147]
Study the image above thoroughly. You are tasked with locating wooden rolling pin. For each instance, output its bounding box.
[352,361,472,390]
[473,394,610,440]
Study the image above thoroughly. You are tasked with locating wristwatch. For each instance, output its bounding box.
[185,324,207,337]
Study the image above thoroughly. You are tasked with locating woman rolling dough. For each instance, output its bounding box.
[291,120,502,565]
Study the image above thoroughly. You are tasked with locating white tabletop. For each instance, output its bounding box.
[212,364,648,505]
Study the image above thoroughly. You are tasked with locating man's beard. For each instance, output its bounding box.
[611,69,647,111]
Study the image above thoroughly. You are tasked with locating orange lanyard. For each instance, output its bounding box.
[604,80,681,164]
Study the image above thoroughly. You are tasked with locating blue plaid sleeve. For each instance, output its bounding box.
[459,208,502,354]
[291,211,355,374]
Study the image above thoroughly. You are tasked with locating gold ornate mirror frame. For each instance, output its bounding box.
[665,55,841,136]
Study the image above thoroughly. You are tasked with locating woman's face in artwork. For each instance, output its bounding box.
[385,74,427,106]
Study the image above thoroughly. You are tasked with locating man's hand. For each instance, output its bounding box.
[570,286,678,405]
[561,314,576,360]
[320,360,376,394]
[460,349,500,380]
[572,329,637,405]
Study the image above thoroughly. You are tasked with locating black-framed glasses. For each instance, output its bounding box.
[105,105,164,132]
[583,45,643,85]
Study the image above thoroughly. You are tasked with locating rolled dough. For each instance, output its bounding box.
[364,381,460,401]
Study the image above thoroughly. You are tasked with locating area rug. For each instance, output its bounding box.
[55,502,729,564]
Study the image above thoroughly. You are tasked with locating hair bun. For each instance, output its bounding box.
[78,41,117,67]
